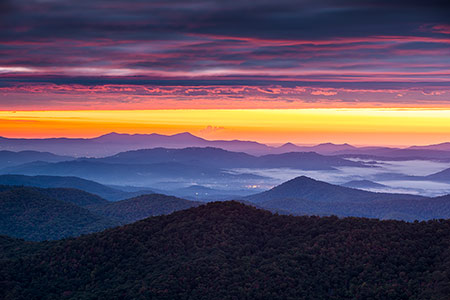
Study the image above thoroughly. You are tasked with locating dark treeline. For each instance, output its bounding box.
[1,201,450,299]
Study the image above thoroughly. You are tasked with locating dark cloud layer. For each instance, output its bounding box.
[0,0,449,108]
[2,0,448,40]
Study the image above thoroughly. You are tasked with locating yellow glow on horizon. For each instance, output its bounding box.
[1,108,450,146]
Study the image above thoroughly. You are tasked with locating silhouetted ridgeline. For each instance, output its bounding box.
[89,194,202,223]
[0,186,117,241]
[2,133,450,159]
[0,150,72,168]
[1,201,450,299]
[0,174,153,201]
[0,186,200,241]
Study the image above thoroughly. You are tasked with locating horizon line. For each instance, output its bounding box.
[0,130,447,149]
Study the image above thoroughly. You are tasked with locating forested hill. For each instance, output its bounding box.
[0,187,117,241]
[0,186,202,241]
[2,201,450,299]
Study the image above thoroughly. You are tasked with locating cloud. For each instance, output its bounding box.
[199,125,225,135]
[0,0,449,108]
[311,90,338,96]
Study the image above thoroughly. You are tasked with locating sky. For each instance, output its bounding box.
[1,0,449,144]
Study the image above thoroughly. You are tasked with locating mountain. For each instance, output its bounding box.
[0,185,203,240]
[0,174,143,201]
[0,135,97,157]
[93,132,205,144]
[379,149,450,159]
[341,180,388,189]
[0,186,118,241]
[244,176,450,220]
[0,185,109,208]
[256,152,364,169]
[277,142,356,155]
[334,147,450,160]
[366,167,450,184]
[362,194,450,221]
[95,147,366,170]
[425,167,450,182]
[243,141,356,155]
[90,194,202,223]
[245,176,423,204]
[274,142,302,153]
[36,188,110,207]
[1,201,450,299]
[409,142,450,151]
[0,150,72,168]
[256,194,450,221]
[96,147,255,168]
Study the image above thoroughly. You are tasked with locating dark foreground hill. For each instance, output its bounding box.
[1,202,450,299]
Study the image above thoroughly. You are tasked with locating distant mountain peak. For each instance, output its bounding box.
[285,175,319,184]
[172,132,196,137]
[99,132,123,137]
[245,175,423,205]
[266,176,322,189]
[316,142,354,147]
[342,180,387,189]
[170,132,205,141]
[279,142,298,148]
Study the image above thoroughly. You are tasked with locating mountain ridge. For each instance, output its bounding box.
[2,132,450,158]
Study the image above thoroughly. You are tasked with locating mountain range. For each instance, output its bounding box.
[0,132,272,157]
[3,172,450,242]
[0,147,370,188]
[93,147,365,169]
[2,132,450,159]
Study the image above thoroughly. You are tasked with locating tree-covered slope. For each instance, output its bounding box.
[90,193,202,223]
[1,201,450,299]
[0,187,118,241]
[0,186,203,241]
